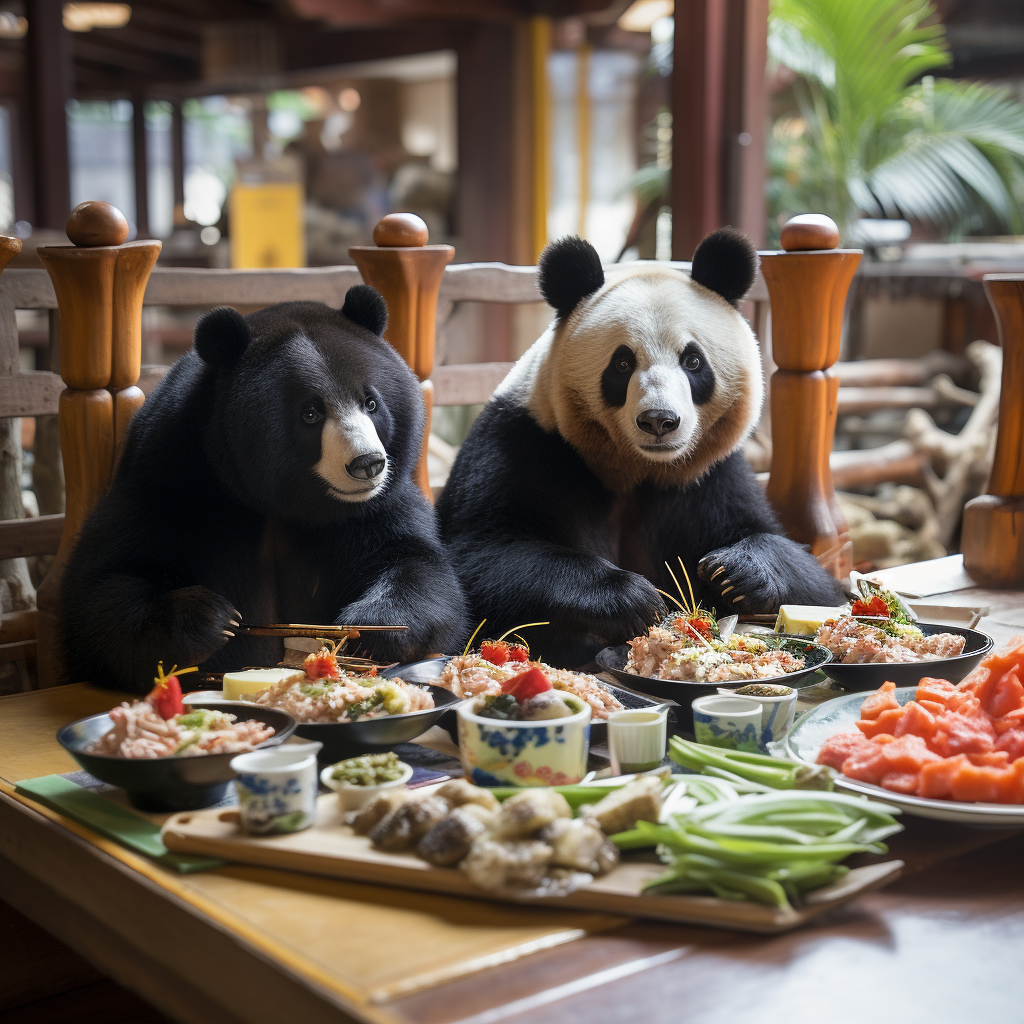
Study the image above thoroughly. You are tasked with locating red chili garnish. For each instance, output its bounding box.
[852,596,889,618]
[501,667,552,702]
[148,662,195,719]
[480,641,510,665]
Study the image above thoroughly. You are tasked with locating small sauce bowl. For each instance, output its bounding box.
[320,759,413,812]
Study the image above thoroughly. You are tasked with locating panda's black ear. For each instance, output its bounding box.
[341,284,388,337]
[194,307,251,367]
[537,236,605,320]
[690,227,759,307]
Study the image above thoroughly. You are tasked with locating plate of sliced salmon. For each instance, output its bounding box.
[785,636,1024,825]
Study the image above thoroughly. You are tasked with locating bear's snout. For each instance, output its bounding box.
[346,453,387,481]
[635,408,680,439]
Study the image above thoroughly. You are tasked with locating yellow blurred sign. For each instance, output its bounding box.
[229,181,305,269]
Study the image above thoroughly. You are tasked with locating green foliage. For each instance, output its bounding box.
[769,0,1024,241]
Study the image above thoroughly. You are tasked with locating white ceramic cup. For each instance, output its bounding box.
[607,707,669,774]
[231,741,323,835]
[691,695,762,752]
[716,686,798,750]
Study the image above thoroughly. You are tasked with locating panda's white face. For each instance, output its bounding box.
[500,265,763,491]
[314,402,390,503]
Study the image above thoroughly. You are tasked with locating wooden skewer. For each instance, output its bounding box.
[237,623,409,638]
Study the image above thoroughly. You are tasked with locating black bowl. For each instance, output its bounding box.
[383,657,667,745]
[596,637,832,731]
[819,623,994,692]
[56,701,296,812]
[292,682,463,763]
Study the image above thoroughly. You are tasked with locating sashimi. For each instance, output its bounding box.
[860,681,900,720]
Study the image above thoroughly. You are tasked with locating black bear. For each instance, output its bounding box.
[437,230,845,666]
[60,288,468,692]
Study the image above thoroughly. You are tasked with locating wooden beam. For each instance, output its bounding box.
[171,100,185,213]
[0,515,63,561]
[26,0,71,229]
[671,0,727,259]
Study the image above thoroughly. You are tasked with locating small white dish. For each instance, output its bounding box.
[320,760,413,812]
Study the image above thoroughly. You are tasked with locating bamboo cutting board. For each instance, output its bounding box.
[162,793,904,935]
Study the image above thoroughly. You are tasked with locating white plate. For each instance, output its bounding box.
[784,687,1024,826]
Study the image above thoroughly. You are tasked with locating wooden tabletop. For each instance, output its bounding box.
[4,567,1024,1024]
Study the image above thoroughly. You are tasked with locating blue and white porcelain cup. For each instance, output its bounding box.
[691,695,761,752]
[230,741,322,835]
[717,685,798,751]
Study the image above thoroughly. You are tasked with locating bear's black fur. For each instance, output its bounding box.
[437,398,844,667]
[60,294,468,693]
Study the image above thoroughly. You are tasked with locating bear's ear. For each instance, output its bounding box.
[341,284,388,337]
[194,307,251,367]
[537,236,605,320]
[689,227,759,307]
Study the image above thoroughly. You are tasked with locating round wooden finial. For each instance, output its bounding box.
[66,201,130,247]
[780,214,840,252]
[373,212,429,248]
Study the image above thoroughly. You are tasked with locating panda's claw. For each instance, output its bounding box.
[710,565,726,581]
[721,584,734,596]
[731,594,745,605]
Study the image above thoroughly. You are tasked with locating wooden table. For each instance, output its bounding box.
[4,570,1024,1024]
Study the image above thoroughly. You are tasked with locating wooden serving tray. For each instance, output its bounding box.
[162,792,904,935]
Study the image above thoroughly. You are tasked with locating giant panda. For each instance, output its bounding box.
[60,289,469,693]
[436,228,846,667]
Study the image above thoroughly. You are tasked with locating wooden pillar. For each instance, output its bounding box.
[962,275,1024,587]
[671,0,727,259]
[170,100,186,225]
[34,202,161,687]
[350,213,454,502]
[762,215,860,581]
[26,0,71,229]
[132,96,149,238]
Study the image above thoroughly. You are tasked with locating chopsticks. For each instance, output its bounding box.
[237,623,408,639]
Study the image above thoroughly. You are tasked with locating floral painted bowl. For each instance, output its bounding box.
[456,694,591,788]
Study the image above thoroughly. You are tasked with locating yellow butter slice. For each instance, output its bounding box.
[774,605,847,636]
[223,667,305,701]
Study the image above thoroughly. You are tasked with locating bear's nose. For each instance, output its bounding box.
[346,453,386,481]
[635,409,680,439]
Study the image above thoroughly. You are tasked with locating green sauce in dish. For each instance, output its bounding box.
[329,752,406,787]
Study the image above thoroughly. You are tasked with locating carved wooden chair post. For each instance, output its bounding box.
[962,275,1024,587]
[349,213,455,500]
[761,215,861,582]
[34,203,161,687]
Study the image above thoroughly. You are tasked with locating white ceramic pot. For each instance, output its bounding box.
[456,694,591,787]
[717,686,799,751]
[230,742,322,835]
[691,695,762,752]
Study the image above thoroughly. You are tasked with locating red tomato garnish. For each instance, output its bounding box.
[304,649,339,679]
[501,667,552,702]
[480,641,510,665]
[852,596,889,618]
[150,674,183,719]
[507,644,529,662]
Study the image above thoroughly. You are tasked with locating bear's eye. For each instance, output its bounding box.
[302,403,324,425]
[365,397,377,413]
[615,358,631,373]
[683,353,701,372]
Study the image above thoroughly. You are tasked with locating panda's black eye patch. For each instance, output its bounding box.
[302,401,324,425]
[680,343,715,405]
[601,345,635,407]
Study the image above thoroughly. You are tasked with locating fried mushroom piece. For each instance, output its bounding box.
[436,779,501,813]
[369,795,449,851]
[495,789,572,839]
[348,788,411,835]
[460,838,553,892]
[536,818,620,875]
[581,776,664,835]
[417,806,492,867]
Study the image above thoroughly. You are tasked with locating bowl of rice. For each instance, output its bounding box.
[57,700,296,811]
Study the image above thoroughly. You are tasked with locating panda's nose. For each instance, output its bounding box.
[346,453,386,481]
[636,409,680,439]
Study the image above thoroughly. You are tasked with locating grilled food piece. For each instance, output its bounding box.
[460,838,553,891]
[495,789,572,839]
[348,788,411,835]
[369,795,449,851]
[417,806,492,866]
[537,818,620,874]
[582,776,664,835]
[436,779,501,813]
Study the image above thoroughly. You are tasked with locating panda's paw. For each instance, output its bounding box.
[599,570,668,642]
[697,547,779,615]
[156,586,240,663]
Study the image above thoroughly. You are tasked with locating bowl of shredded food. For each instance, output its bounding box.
[58,687,295,812]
